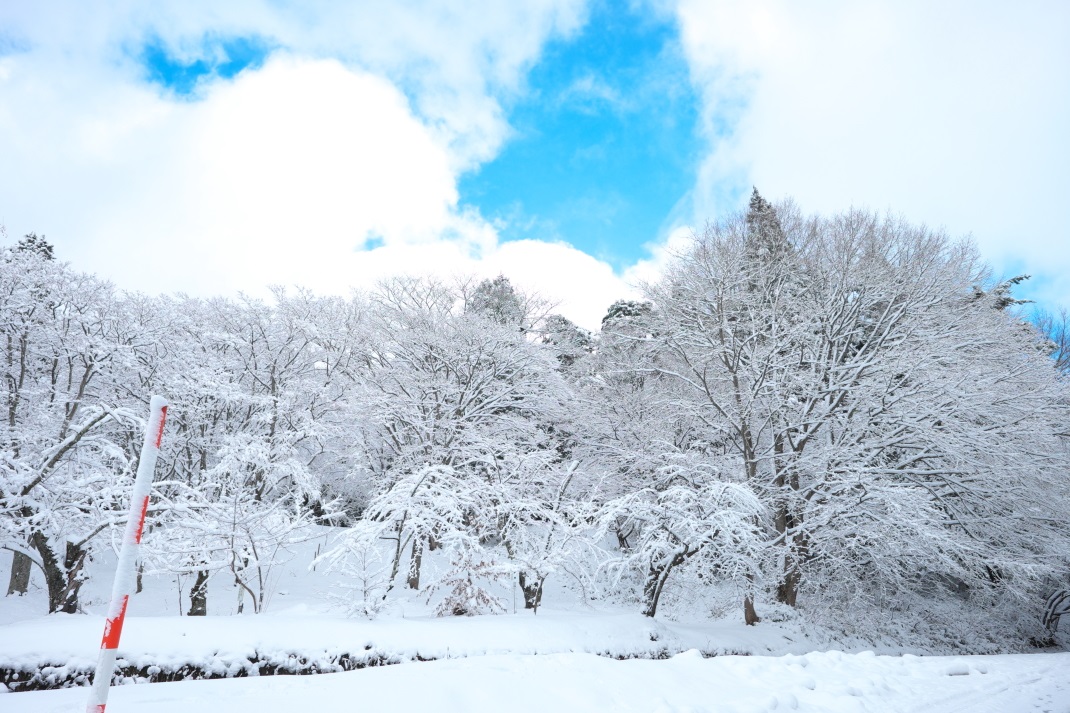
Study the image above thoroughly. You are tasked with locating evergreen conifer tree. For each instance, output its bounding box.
[744,188,791,264]
[468,275,525,328]
[15,233,54,261]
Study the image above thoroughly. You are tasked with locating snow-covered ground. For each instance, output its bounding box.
[5,646,1069,713]
[3,539,1069,712]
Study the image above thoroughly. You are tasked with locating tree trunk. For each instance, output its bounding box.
[744,595,761,626]
[773,548,801,606]
[776,567,800,607]
[59,541,87,613]
[6,550,32,596]
[188,570,209,616]
[775,509,804,607]
[31,531,66,613]
[232,557,257,614]
[406,538,423,590]
[518,572,544,611]
[642,552,687,618]
[772,435,802,608]
[387,521,407,584]
[31,531,86,613]
[642,565,668,618]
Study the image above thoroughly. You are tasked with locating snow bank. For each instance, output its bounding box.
[5,649,1070,713]
[0,610,802,691]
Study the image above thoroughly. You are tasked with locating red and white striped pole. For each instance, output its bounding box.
[87,395,168,713]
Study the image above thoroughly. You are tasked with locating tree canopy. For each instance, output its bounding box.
[3,200,1067,650]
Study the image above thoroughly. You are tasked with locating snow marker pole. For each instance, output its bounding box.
[87,395,168,713]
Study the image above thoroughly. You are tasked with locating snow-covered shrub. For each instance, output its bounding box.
[598,457,766,618]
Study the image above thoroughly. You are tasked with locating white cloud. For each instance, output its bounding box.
[0,54,459,291]
[672,0,1070,307]
[1,0,588,170]
[623,225,695,291]
[490,239,640,329]
[0,0,638,330]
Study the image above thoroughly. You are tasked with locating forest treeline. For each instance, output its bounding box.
[2,193,1068,648]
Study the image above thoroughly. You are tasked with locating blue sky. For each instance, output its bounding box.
[139,35,275,97]
[0,1,1067,328]
[457,2,703,269]
[134,3,704,274]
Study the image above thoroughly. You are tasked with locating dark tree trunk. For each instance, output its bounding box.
[32,531,86,613]
[387,522,406,585]
[772,436,804,608]
[406,538,423,590]
[6,550,32,596]
[518,572,544,611]
[59,541,87,613]
[642,565,669,618]
[188,570,209,616]
[642,551,689,618]
[31,531,66,612]
[776,569,800,607]
[774,513,804,608]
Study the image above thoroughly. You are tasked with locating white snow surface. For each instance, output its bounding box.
[3,609,1068,712]
[2,537,1069,712]
[4,647,1069,713]
[0,610,794,668]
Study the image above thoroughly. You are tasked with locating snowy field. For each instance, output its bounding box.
[4,642,1069,713]
[3,542,1069,713]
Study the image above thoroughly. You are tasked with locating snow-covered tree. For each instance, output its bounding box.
[1,244,142,612]
[1032,308,1070,373]
[598,456,765,618]
[330,278,576,609]
[576,294,767,619]
[466,275,526,328]
[138,291,355,614]
[538,314,593,370]
[649,203,1070,637]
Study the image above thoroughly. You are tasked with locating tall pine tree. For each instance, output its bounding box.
[744,188,791,265]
